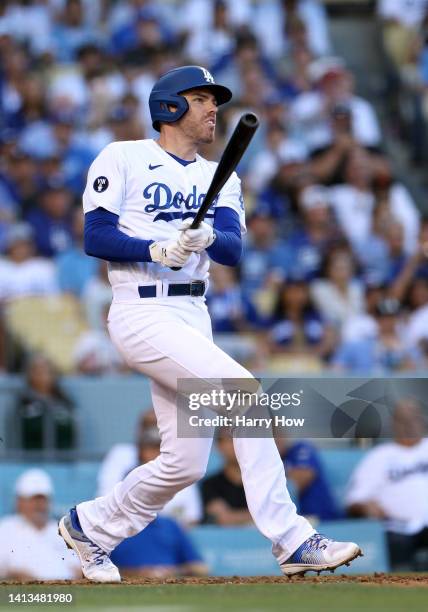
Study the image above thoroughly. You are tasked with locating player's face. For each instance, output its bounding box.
[180,89,218,144]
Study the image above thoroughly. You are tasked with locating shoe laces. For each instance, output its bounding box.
[307,534,329,551]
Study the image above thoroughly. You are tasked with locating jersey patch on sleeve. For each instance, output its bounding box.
[93,176,109,193]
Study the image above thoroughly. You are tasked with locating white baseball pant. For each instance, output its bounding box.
[77,288,314,564]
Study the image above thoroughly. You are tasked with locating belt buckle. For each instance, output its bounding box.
[190,281,205,297]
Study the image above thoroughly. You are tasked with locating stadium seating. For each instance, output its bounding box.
[5,296,88,373]
[0,448,363,519]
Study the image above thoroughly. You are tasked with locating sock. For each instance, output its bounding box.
[70,507,83,533]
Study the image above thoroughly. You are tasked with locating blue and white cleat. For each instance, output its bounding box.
[280,533,362,577]
[58,508,121,583]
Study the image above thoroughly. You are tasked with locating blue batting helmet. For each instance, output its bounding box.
[149,65,232,132]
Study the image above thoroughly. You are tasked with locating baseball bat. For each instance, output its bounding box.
[171,112,259,270]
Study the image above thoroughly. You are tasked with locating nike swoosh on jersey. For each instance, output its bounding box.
[148,163,163,170]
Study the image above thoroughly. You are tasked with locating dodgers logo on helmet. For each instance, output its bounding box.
[201,68,215,84]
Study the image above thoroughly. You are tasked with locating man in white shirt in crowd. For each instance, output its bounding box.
[97,410,202,527]
[0,223,58,301]
[0,469,80,581]
[290,57,381,153]
[346,399,428,570]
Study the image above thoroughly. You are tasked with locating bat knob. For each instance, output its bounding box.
[242,112,260,129]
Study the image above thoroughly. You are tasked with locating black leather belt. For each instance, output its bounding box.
[138,281,206,298]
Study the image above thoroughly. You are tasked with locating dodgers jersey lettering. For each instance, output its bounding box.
[83,139,246,287]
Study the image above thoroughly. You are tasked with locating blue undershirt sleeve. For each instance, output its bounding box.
[84,208,154,262]
[207,207,242,266]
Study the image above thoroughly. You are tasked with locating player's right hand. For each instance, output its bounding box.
[149,239,192,268]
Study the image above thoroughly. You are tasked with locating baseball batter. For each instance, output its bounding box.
[59,66,361,581]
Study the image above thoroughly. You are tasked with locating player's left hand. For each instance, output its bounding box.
[179,219,216,252]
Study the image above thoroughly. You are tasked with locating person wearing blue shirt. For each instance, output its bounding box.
[110,516,207,578]
[26,182,74,257]
[206,264,266,333]
[282,440,343,521]
[240,210,289,300]
[281,184,340,281]
[332,298,422,374]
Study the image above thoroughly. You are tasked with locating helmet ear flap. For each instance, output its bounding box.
[149,93,189,132]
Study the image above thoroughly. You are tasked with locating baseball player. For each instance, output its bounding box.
[58,66,361,581]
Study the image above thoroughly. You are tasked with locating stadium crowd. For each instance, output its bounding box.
[1,0,428,580]
[1,0,428,378]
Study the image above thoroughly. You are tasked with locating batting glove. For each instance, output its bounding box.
[149,239,192,268]
[179,219,216,252]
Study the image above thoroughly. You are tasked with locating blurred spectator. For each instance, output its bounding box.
[268,275,335,371]
[19,111,95,194]
[328,148,375,249]
[15,353,76,451]
[206,263,264,368]
[73,310,126,375]
[388,218,428,303]
[97,409,157,495]
[0,469,80,580]
[257,147,310,225]
[50,0,101,62]
[276,437,343,521]
[310,104,375,186]
[346,399,428,571]
[0,151,39,216]
[377,0,427,70]
[97,410,202,527]
[247,122,308,195]
[105,104,144,143]
[291,58,381,154]
[110,2,174,59]
[358,218,409,287]
[252,0,331,59]
[110,515,208,578]
[26,182,74,257]
[240,211,288,310]
[213,30,277,104]
[340,282,385,344]
[333,298,422,373]
[0,223,58,300]
[56,208,98,296]
[311,243,364,329]
[281,184,340,280]
[81,260,112,329]
[371,161,420,255]
[405,277,428,356]
[183,0,237,65]
[180,0,251,61]
[201,428,252,525]
[206,263,263,332]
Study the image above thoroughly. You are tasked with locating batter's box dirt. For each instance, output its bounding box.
[2,574,428,587]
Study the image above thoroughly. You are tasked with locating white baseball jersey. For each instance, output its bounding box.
[346,439,428,534]
[82,139,246,288]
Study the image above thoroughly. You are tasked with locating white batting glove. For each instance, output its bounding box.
[179,219,216,252]
[149,239,192,268]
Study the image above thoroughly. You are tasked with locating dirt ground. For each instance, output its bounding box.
[2,574,428,588]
